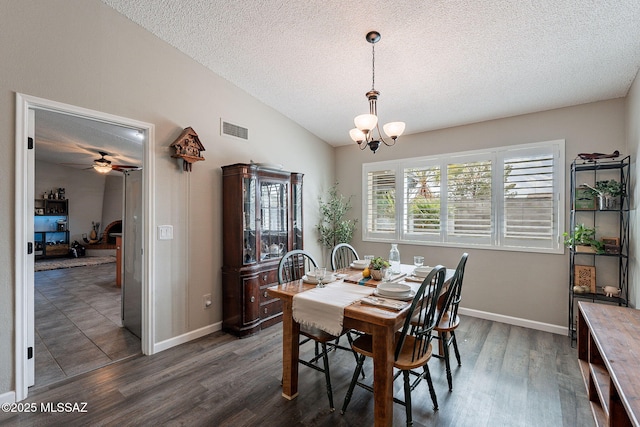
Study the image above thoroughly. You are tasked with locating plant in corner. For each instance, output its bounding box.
[563,223,604,254]
[316,183,358,250]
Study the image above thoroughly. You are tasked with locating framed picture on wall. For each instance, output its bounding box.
[575,186,596,210]
[575,265,596,293]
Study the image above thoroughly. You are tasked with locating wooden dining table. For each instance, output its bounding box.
[267,264,454,427]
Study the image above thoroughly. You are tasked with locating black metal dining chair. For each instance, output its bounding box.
[278,249,357,411]
[432,253,468,391]
[341,265,447,425]
[330,243,359,271]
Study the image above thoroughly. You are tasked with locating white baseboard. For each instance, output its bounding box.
[0,390,16,404]
[459,307,567,335]
[152,321,223,354]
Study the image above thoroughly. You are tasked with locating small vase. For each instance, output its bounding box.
[371,269,383,281]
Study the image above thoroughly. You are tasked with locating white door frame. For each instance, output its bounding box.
[14,93,156,401]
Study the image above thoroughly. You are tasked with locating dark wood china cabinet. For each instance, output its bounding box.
[221,163,303,337]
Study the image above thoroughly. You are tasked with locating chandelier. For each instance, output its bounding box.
[349,31,405,153]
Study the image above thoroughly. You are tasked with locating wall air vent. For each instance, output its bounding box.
[221,119,249,140]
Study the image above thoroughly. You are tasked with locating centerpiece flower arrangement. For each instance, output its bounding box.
[363,256,390,280]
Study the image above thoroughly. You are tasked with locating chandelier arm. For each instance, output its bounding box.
[373,122,396,147]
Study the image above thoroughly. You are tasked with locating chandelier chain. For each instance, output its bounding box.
[371,43,376,91]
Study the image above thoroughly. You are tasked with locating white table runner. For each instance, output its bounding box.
[292,281,374,336]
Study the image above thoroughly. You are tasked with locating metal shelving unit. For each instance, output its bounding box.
[568,156,630,341]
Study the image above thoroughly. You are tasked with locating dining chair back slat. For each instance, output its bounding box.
[278,249,317,284]
[330,243,359,271]
[396,265,446,363]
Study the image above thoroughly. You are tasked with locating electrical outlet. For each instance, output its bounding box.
[203,293,212,309]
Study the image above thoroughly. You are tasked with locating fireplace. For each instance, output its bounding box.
[102,220,122,244]
[87,220,122,249]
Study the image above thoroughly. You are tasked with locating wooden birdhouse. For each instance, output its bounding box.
[170,126,205,171]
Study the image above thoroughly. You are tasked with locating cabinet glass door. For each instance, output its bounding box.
[260,180,288,260]
[293,181,302,250]
[243,176,256,265]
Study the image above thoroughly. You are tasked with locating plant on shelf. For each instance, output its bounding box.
[583,180,624,209]
[563,223,604,254]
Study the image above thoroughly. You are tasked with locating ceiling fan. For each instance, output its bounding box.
[91,151,140,174]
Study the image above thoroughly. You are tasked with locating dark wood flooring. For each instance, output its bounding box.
[34,263,140,388]
[2,315,594,426]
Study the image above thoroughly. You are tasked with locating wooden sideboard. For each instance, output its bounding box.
[577,301,640,426]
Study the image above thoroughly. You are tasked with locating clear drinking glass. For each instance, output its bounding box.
[315,267,327,288]
[364,255,374,262]
[381,267,391,282]
[413,256,424,268]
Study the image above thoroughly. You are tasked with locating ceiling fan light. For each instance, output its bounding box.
[93,164,112,174]
[354,114,378,133]
[349,128,366,143]
[383,122,406,139]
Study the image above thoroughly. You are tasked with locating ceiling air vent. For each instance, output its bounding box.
[221,119,248,140]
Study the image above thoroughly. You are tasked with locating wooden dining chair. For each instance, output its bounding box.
[330,243,359,271]
[433,252,468,391]
[278,249,356,411]
[341,265,447,425]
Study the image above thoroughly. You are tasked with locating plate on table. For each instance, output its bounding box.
[352,259,370,267]
[302,273,335,284]
[373,289,415,301]
[413,266,433,277]
[377,282,412,297]
[350,262,368,270]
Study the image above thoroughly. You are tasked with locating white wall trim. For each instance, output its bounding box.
[14,93,156,401]
[153,322,222,354]
[0,391,16,404]
[459,307,567,335]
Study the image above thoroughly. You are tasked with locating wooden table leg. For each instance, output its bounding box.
[372,323,395,427]
[281,299,300,399]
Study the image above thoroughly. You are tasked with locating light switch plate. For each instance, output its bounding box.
[158,225,173,240]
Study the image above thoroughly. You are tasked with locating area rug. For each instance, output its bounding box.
[35,256,116,272]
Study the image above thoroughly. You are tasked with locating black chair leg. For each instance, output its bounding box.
[320,343,334,411]
[403,370,412,426]
[451,331,461,366]
[341,354,365,414]
[423,364,439,411]
[442,331,453,391]
[346,332,365,379]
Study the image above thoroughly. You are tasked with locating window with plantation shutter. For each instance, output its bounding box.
[362,140,564,253]
[502,147,557,249]
[364,167,396,237]
[403,165,441,240]
[446,159,493,243]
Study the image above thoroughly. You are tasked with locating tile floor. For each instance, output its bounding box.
[34,263,140,388]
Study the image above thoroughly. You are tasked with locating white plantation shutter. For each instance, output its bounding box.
[364,167,396,237]
[362,140,564,253]
[502,148,557,249]
[446,160,492,244]
[403,165,441,240]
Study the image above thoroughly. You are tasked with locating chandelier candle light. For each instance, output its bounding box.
[349,31,405,153]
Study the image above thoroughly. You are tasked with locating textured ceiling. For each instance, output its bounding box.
[98,0,640,147]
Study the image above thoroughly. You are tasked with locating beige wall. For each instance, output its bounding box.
[626,68,640,309]
[336,99,628,328]
[0,1,333,396]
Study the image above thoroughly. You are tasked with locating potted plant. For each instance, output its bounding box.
[367,256,390,280]
[316,183,358,250]
[563,223,604,254]
[584,180,623,210]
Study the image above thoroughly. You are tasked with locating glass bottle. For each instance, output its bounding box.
[389,243,401,274]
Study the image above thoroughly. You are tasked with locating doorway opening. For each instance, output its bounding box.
[14,93,156,401]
